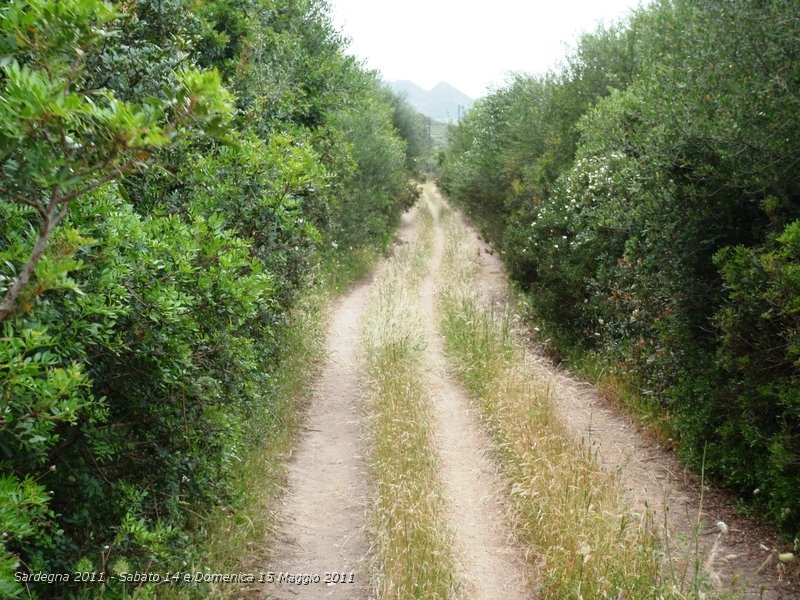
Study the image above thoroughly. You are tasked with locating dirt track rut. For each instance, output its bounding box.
[265,281,371,599]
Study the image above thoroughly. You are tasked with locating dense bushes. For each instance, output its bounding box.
[0,0,424,596]
[442,0,799,538]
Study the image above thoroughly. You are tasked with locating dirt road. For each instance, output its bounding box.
[262,183,797,599]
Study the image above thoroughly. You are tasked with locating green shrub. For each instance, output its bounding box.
[442,0,800,540]
[0,0,425,596]
[712,220,800,535]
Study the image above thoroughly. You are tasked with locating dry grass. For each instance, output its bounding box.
[435,202,736,600]
[362,200,458,599]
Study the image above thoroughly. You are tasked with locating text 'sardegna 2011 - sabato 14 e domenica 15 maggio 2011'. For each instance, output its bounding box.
[14,570,357,586]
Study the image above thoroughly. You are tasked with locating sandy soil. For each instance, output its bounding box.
[262,190,533,599]
[263,280,372,600]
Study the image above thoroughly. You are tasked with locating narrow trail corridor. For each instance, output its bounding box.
[262,184,793,599]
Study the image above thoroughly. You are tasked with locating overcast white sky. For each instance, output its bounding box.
[328,0,646,99]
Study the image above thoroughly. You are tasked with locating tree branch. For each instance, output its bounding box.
[16,196,48,220]
[62,158,136,204]
[0,202,59,321]
[0,159,138,321]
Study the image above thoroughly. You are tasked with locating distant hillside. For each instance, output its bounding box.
[388,80,474,123]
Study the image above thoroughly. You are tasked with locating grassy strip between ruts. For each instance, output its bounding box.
[362,201,459,599]
[435,201,740,600]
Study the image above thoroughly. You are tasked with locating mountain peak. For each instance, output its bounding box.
[387,80,474,123]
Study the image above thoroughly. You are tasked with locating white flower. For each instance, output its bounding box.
[578,543,591,563]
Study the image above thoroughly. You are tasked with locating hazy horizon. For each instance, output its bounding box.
[328,0,648,99]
